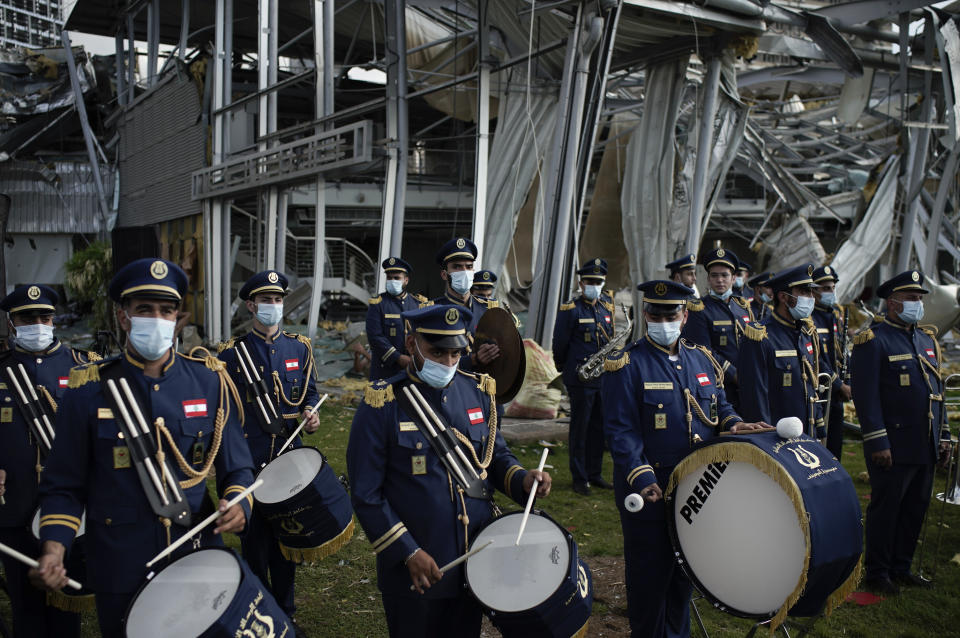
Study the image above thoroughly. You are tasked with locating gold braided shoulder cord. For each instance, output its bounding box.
[684,388,719,428]
[38,385,58,413]
[271,339,314,408]
[450,391,498,480]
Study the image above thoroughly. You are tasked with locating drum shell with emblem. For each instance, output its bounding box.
[123,547,292,638]
[464,510,592,637]
[666,432,862,625]
[254,446,354,563]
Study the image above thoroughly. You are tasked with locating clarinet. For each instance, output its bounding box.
[837,306,850,384]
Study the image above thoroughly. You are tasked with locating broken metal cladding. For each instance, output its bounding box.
[2,0,959,339]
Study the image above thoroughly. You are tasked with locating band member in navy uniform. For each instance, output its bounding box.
[811,266,852,458]
[735,261,753,299]
[850,270,951,594]
[367,257,426,380]
[470,269,498,299]
[738,265,825,436]
[665,254,698,297]
[748,271,774,322]
[31,258,254,638]
[346,305,551,638]
[553,257,615,496]
[0,285,98,638]
[217,270,320,633]
[602,280,766,638]
[681,248,754,410]
[425,238,500,372]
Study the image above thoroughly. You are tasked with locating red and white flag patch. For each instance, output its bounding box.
[604,315,611,323]
[926,348,935,358]
[284,359,299,371]
[182,399,208,418]
[696,373,711,386]
[467,408,484,425]
[58,376,69,389]
[742,316,751,323]
[805,342,814,354]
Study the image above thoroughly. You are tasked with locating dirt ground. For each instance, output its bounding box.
[480,555,631,637]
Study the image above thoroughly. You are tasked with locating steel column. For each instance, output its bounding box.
[115,30,126,106]
[126,13,136,103]
[686,55,723,253]
[179,0,190,61]
[147,0,159,86]
[472,3,491,264]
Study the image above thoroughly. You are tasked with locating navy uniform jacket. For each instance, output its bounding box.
[366,291,427,379]
[38,350,254,593]
[750,298,771,323]
[425,293,498,371]
[738,312,824,435]
[346,369,529,599]
[0,342,97,528]
[601,337,741,520]
[218,329,320,467]
[850,318,950,465]
[681,294,754,381]
[552,293,616,389]
[812,304,845,395]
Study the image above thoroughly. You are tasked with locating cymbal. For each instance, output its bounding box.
[473,307,525,404]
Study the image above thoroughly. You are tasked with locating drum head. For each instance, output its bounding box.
[32,508,86,540]
[125,549,241,637]
[670,460,805,616]
[256,447,324,505]
[465,512,569,613]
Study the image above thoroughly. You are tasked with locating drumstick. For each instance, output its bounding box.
[0,540,82,590]
[516,448,549,546]
[145,479,263,568]
[408,385,481,481]
[408,540,494,590]
[276,395,328,456]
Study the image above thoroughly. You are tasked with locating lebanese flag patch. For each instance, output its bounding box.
[284,359,299,371]
[604,315,611,323]
[182,399,208,418]
[742,316,751,323]
[467,408,484,425]
[58,376,69,389]
[696,373,711,386]
[805,342,814,354]
[926,348,935,358]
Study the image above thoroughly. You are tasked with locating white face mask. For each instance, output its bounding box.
[126,314,175,361]
[647,319,683,347]
[710,288,732,301]
[414,340,457,388]
[15,323,54,352]
[449,270,474,295]
[734,276,744,289]
[583,284,602,301]
[819,292,837,307]
[256,303,284,327]
[897,300,924,324]
[385,279,404,296]
[788,295,815,320]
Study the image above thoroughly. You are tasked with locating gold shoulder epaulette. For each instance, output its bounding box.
[86,351,102,362]
[742,323,767,341]
[853,329,874,346]
[732,296,750,309]
[364,380,395,408]
[412,293,428,303]
[419,300,434,308]
[283,331,313,348]
[687,298,705,312]
[472,372,496,397]
[919,324,939,337]
[216,337,236,354]
[559,301,575,311]
[485,299,499,309]
[604,351,630,372]
[183,347,226,372]
[68,362,101,388]
[600,299,614,311]
[368,296,382,305]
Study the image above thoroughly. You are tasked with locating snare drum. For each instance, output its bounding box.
[666,432,862,630]
[255,446,354,563]
[123,547,292,638]
[464,510,592,638]
[31,507,94,613]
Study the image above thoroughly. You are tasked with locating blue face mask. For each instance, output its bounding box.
[583,284,602,301]
[15,323,54,352]
[710,288,733,301]
[127,314,175,361]
[734,276,744,289]
[415,341,457,388]
[819,292,837,307]
[897,300,924,324]
[788,295,815,320]
[759,292,772,304]
[448,270,474,295]
[385,279,404,296]
[256,303,284,327]
[647,319,682,347]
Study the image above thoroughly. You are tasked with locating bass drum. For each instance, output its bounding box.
[465,510,592,637]
[666,432,862,630]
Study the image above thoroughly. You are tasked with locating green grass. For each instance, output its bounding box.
[15,402,960,636]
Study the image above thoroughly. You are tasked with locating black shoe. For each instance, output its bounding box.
[290,618,308,638]
[891,572,932,589]
[572,482,591,496]
[590,477,614,490]
[863,576,900,595]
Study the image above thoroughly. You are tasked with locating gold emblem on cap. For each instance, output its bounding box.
[655,282,667,296]
[150,260,168,279]
[807,265,814,276]
[912,271,920,282]
[389,258,396,265]
[445,308,459,325]
[456,238,466,249]
[27,286,40,300]
[594,258,601,265]
[267,271,279,283]
[824,266,831,275]
[716,248,725,258]
[483,272,490,281]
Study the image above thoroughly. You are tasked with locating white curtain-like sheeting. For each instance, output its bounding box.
[831,156,901,304]
[620,55,690,287]
[482,81,559,294]
[759,216,827,273]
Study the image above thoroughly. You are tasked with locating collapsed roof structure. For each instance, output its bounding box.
[44,0,960,342]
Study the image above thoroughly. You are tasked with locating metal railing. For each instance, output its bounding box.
[285,234,376,299]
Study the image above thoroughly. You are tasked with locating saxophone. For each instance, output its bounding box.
[577,305,632,383]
